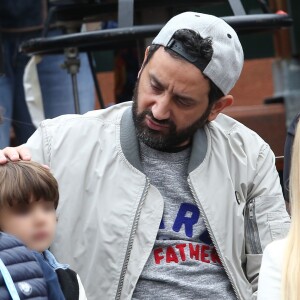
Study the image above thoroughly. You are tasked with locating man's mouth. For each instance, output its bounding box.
[145,116,170,131]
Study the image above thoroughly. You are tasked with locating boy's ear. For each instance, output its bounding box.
[207,95,233,122]
[138,46,150,78]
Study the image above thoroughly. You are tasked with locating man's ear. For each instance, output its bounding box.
[207,95,234,122]
[138,46,150,78]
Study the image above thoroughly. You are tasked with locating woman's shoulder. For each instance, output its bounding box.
[258,239,287,299]
[263,238,287,265]
[265,238,286,252]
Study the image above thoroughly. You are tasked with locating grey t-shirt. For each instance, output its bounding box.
[132,142,236,300]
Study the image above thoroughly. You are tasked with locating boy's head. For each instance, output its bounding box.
[0,161,59,253]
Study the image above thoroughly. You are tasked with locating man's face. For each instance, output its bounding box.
[0,199,56,253]
[132,47,213,151]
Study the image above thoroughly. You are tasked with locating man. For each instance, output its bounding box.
[0,12,290,300]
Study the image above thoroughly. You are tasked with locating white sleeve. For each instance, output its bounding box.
[257,240,285,300]
[77,274,88,300]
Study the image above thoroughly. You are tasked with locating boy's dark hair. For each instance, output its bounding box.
[0,161,59,209]
[144,29,225,104]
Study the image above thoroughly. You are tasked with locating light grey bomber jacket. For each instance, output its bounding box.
[26,102,290,300]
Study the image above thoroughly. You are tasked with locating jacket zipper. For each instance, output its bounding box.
[115,179,151,300]
[187,177,240,300]
[245,199,262,254]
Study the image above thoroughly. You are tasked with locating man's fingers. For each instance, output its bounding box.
[17,145,31,161]
[0,151,8,164]
[42,164,50,170]
[0,147,19,164]
[0,145,31,164]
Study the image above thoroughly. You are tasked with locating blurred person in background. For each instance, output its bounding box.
[0,0,94,148]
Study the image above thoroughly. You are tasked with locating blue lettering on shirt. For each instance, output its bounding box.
[159,218,165,229]
[172,203,200,237]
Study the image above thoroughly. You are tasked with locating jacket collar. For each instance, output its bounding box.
[120,107,207,173]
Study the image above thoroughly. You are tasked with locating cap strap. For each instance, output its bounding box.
[166,38,209,72]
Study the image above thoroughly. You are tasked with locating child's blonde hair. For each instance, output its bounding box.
[0,160,59,210]
[282,120,300,300]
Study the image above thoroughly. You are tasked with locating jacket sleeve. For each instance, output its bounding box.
[244,143,290,298]
[26,120,53,166]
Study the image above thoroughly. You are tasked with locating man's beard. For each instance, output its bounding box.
[132,81,213,152]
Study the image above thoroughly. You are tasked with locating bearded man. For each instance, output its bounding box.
[0,12,290,300]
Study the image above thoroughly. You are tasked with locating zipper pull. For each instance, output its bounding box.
[249,200,254,219]
[235,191,241,205]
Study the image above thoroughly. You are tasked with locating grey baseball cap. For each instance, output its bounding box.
[152,12,244,95]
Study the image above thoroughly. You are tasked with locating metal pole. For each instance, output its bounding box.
[227,0,246,15]
[61,47,81,113]
[118,0,134,27]
[71,73,80,113]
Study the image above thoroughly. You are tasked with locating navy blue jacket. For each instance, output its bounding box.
[0,232,48,299]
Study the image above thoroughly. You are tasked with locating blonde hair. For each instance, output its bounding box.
[0,160,59,210]
[282,120,300,300]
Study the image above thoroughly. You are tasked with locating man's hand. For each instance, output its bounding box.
[0,145,31,164]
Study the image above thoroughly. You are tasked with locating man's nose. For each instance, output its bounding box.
[151,95,171,120]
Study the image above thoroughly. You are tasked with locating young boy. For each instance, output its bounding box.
[0,160,87,300]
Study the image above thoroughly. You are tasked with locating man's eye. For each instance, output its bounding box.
[151,83,162,92]
[176,98,194,107]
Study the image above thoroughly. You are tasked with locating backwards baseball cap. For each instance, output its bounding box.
[152,12,244,95]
